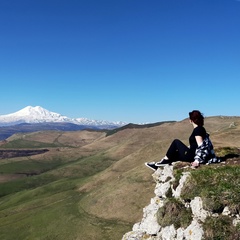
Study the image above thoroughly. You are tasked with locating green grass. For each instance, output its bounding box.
[0,151,130,240]
[0,179,129,240]
[215,146,239,157]
[203,215,240,240]
[0,152,117,197]
[172,165,240,240]
[0,158,67,197]
[164,162,240,239]
[0,139,64,148]
[0,160,62,174]
[180,165,240,214]
[0,174,60,197]
[1,134,238,239]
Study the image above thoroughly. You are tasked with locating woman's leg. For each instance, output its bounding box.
[166,139,191,162]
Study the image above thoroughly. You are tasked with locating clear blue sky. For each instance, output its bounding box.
[0,0,239,123]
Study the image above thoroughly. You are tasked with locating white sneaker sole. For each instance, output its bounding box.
[144,162,157,171]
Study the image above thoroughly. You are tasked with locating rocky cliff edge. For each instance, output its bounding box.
[122,164,240,240]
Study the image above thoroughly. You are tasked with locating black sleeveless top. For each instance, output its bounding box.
[188,126,206,158]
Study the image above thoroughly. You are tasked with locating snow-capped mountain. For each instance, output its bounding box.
[0,106,126,127]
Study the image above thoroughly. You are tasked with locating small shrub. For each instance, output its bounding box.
[202,197,225,214]
[203,215,240,240]
[157,198,192,229]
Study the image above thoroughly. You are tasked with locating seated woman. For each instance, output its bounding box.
[145,110,218,171]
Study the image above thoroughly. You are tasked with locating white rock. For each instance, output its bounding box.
[132,222,141,231]
[160,225,176,239]
[176,228,185,240]
[190,197,209,222]
[154,181,171,198]
[172,172,191,198]
[233,215,240,227]
[136,200,161,235]
[183,219,204,240]
[222,206,231,216]
[152,165,174,182]
[122,230,148,240]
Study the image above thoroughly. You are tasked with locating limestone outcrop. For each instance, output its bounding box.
[122,165,240,240]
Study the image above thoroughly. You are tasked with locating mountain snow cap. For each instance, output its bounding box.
[0,106,127,127]
[14,106,62,117]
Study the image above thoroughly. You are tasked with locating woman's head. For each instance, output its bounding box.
[189,110,204,126]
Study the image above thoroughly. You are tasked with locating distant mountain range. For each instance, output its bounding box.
[0,106,127,140]
[0,106,126,127]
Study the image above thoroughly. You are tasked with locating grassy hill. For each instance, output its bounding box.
[0,117,239,240]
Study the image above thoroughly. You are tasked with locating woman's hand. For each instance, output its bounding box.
[191,161,199,168]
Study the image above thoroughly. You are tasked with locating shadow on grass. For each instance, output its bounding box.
[218,153,240,162]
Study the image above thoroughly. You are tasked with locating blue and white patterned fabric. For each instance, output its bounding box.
[194,134,221,164]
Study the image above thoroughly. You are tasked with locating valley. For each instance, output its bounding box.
[0,116,239,239]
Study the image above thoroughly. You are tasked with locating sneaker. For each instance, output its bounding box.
[144,162,158,171]
[155,158,171,167]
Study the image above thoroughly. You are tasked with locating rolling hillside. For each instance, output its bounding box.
[0,116,239,240]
